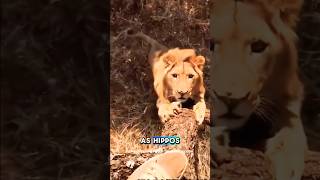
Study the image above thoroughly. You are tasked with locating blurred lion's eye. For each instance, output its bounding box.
[251,40,268,53]
[188,74,194,79]
[172,74,178,78]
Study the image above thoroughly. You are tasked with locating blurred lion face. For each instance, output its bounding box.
[210,0,287,129]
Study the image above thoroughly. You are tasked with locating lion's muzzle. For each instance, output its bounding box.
[212,90,256,129]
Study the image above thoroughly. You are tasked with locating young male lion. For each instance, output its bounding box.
[210,0,307,179]
[127,31,207,125]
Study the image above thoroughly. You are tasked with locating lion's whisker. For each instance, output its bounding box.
[254,96,279,127]
[255,108,274,125]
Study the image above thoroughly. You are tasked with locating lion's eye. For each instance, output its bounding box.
[251,40,268,53]
[209,39,215,52]
[188,74,194,79]
[172,74,178,78]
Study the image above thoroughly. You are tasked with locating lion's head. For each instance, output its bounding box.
[160,49,206,103]
[209,0,303,129]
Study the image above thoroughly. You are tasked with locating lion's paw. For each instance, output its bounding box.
[193,102,206,125]
[158,102,181,123]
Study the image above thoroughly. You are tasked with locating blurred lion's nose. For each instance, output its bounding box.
[219,97,241,110]
[214,91,250,110]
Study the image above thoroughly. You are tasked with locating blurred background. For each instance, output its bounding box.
[298,1,320,151]
[2,0,107,179]
[1,0,319,179]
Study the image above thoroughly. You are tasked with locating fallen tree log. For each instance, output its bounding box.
[110,108,320,180]
[159,108,211,179]
[211,146,274,179]
[211,145,320,180]
[110,108,205,179]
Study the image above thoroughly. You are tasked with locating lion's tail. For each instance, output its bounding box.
[126,29,167,53]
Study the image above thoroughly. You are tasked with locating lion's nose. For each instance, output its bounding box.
[178,90,188,96]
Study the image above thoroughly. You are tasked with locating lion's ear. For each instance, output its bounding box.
[189,55,206,70]
[163,54,177,65]
[272,0,303,28]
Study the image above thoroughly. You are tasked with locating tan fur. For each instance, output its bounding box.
[128,32,206,124]
[128,150,188,179]
[210,0,307,179]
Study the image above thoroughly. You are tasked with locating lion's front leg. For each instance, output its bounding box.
[265,125,307,180]
[193,100,206,125]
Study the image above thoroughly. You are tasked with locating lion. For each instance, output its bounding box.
[127,30,207,125]
[209,0,307,179]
